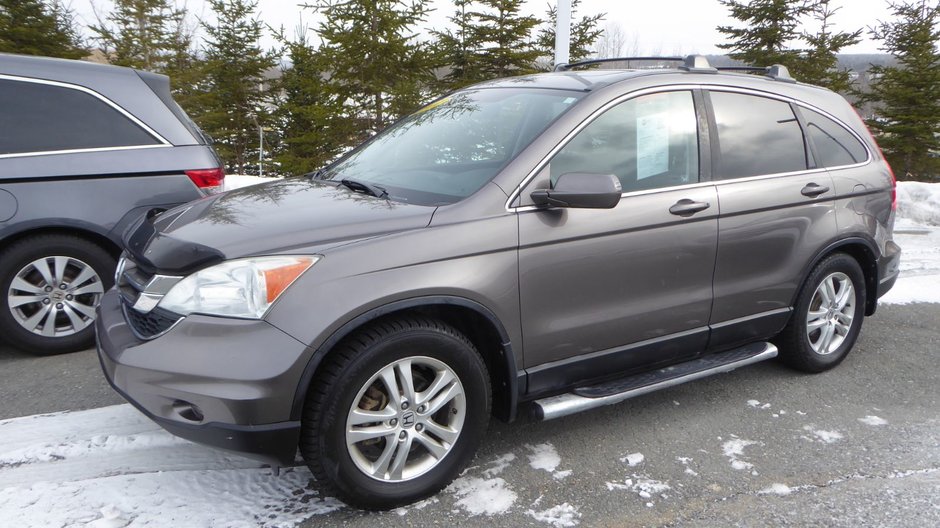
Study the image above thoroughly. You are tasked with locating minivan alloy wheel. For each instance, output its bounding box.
[7,256,104,337]
[805,272,855,355]
[346,356,466,482]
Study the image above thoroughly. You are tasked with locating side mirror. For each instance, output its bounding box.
[530,173,622,209]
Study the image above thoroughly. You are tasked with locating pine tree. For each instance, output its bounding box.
[306,0,435,143]
[536,0,605,66]
[90,0,186,71]
[198,0,277,174]
[273,30,354,175]
[717,0,809,68]
[0,0,86,59]
[435,0,541,90]
[799,0,861,92]
[863,0,940,181]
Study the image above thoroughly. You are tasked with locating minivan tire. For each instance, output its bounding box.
[300,316,491,510]
[0,234,115,355]
[776,253,866,373]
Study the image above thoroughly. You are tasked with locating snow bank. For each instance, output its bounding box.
[896,181,940,226]
[0,404,340,527]
[224,174,280,191]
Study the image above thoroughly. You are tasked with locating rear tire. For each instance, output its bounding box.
[775,252,866,373]
[0,234,115,355]
[300,316,491,510]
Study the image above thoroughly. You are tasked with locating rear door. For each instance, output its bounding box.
[517,89,719,395]
[705,89,838,350]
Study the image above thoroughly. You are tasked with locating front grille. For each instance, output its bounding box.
[122,303,181,339]
[117,255,181,339]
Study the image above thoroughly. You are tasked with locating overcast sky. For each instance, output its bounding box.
[69,0,894,56]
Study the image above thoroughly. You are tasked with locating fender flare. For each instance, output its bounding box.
[791,235,881,315]
[289,295,522,422]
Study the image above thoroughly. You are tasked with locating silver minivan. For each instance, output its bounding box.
[96,56,900,509]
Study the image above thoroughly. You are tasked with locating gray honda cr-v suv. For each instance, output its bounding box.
[97,56,900,509]
[0,53,223,355]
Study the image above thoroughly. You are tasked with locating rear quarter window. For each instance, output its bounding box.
[0,78,160,156]
[801,108,869,167]
[710,91,807,179]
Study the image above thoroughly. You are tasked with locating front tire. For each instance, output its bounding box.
[0,234,114,355]
[300,316,491,510]
[776,252,866,373]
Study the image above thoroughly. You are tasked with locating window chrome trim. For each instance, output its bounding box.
[0,73,172,159]
[505,83,872,212]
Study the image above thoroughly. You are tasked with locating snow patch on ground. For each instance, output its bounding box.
[527,443,561,472]
[525,503,582,527]
[803,426,844,444]
[620,452,645,467]
[481,452,516,478]
[448,476,517,516]
[0,404,341,527]
[605,475,671,503]
[759,483,794,495]
[677,456,699,477]
[897,181,940,226]
[721,438,759,470]
[859,415,889,426]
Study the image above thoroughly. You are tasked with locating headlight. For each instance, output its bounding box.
[158,256,319,319]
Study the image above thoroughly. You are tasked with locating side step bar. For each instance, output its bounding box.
[533,342,778,421]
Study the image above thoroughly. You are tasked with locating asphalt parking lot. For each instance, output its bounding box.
[1,303,938,527]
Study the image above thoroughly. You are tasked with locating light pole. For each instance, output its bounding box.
[554,0,571,67]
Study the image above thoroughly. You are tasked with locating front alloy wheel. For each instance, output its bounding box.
[301,316,490,510]
[345,356,466,482]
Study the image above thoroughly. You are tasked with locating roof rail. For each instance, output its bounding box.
[716,64,796,83]
[554,56,684,72]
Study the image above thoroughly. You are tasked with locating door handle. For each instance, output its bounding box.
[669,199,710,217]
[801,183,830,197]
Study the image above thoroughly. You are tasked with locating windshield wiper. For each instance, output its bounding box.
[339,178,388,199]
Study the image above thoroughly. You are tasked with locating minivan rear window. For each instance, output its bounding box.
[0,78,160,156]
[710,91,807,179]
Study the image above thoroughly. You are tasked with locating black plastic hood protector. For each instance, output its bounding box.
[123,178,436,275]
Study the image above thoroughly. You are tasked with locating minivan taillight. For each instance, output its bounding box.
[186,168,225,195]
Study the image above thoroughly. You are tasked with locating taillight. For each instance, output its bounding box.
[857,115,897,211]
[186,167,225,195]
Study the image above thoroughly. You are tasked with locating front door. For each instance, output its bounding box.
[516,90,719,395]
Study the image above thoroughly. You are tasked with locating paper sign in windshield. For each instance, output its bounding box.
[636,110,669,179]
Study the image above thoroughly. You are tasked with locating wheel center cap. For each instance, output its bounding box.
[50,290,66,302]
[401,411,416,428]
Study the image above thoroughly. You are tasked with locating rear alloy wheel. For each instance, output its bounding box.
[776,252,866,373]
[0,235,114,355]
[301,316,490,510]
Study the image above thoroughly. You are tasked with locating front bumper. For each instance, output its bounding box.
[95,289,308,466]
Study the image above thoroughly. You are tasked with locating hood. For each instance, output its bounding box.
[125,178,435,274]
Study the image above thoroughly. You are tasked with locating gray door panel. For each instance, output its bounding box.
[519,185,718,369]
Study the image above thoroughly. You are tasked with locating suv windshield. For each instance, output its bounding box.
[321,88,584,205]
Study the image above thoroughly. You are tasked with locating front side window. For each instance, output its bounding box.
[802,108,868,168]
[710,91,807,179]
[549,91,699,193]
[0,79,160,156]
[321,88,584,206]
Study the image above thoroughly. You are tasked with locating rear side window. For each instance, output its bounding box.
[0,78,160,156]
[801,108,868,167]
[710,91,807,179]
[550,90,699,192]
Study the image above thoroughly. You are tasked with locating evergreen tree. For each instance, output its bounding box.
[198,0,277,174]
[536,0,605,66]
[90,0,186,71]
[863,0,940,180]
[717,0,809,68]
[435,0,541,90]
[273,30,354,175]
[0,0,86,59]
[799,0,861,92]
[306,0,435,142]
